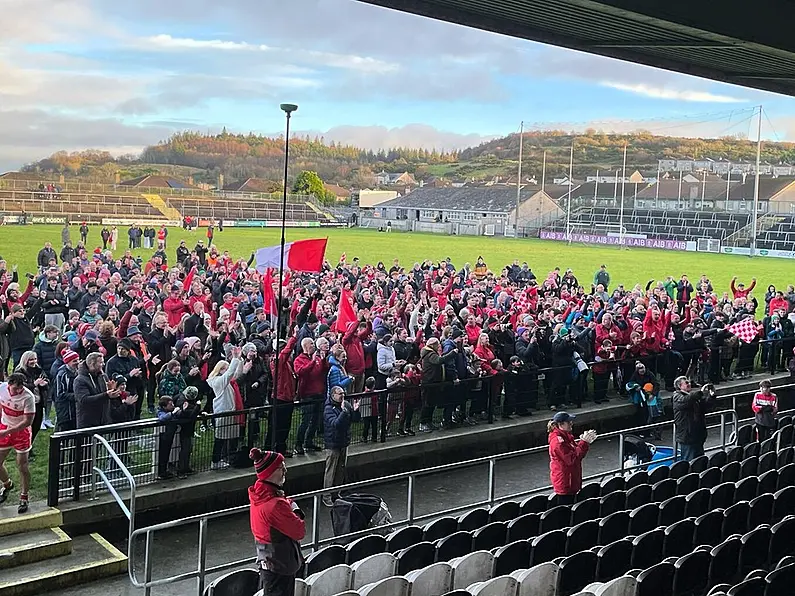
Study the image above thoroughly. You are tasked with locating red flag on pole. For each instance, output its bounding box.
[262,268,278,328]
[334,288,357,332]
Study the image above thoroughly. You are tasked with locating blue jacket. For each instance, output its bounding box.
[324,398,356,450]
[442,338,467,380]
[327,356,353,399]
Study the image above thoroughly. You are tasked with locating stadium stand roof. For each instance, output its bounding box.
[119,175,194,189]
[378,186,552,213]
[358,0,795,97]
[222,178,277,193]
[635,179,731,200]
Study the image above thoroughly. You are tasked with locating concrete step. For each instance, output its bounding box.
[0,527,72,569]
[0,502,62,537]
[0,533,127,596]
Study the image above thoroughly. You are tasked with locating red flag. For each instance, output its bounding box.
[334,288,357,332]
[262,268,278,328]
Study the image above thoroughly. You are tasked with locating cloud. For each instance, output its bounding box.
[142,33,398,73]
[601,82,747,103]
[0,109,176,171]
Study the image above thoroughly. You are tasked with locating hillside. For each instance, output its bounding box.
[18,129,795,189]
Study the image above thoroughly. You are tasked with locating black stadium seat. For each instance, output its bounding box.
[710,536,742,587]
[435,531,472,562]
[397,541,435,574]
[626,484,653,510]
[346,534,386,564]
[424,517,458,542]
[304,545,345,577]
[599,511,629,545]
[540,506,571,534]
[596,538,633,581]
[722,501,750,537]
[493,539,530,576]
[749,493,774,528]
[471,522,506,551]
[665,518,696,558]
[566,520,599,556]
[636,561,675,596]
[625,470,649,490]
[659,495,686,527]
[570,498,600,526]
[631,528,665,570]
[507,513,539,542]
[530,530,567,565]
[673,549,711,596]
[558,550,597,596]
[387,526,423,553]
[458,508,489,531]
[489,501,520,523]
[600,490,626,517]
[734,476,758,503]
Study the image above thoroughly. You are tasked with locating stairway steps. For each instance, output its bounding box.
[0,533,127,596]
[0,527,72,569]
[0,503,62,537]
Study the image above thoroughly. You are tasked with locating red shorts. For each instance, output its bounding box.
[0,424,32,454]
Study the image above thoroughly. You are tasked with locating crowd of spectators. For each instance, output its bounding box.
[1,228,795,504]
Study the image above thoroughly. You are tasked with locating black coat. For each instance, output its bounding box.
[673,388,713,445]
[74,363,111,429]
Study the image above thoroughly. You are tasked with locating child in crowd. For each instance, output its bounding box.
[360,376,379,443]
[503,355,523,418]
[156,387,201,479]
[752,380,778,442]
[397,364,421,436]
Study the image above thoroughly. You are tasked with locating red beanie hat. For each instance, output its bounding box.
[62,350,79,364]
[250,448,284,481]
[77,323,92,337]
[142,298,155,311]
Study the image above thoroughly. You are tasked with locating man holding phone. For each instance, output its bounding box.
[74,352,121,429]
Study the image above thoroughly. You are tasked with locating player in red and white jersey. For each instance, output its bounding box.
[0,373,36,514]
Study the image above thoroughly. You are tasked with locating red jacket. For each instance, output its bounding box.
[343,321,371,376]
[270,337,297,402]
[293,352,329,399]
[249,480,305,575]
[549,427,590,495]
[162,296,188,327]
[769,297,789,315]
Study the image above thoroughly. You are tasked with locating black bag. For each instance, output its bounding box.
[331,492,385,539]
[623,434,654,464]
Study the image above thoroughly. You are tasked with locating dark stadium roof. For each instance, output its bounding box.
[728,177,795,201]
[635,180,732,200]
[379,186,548,213]
[119,175,193,189]
[222,178,277,193]
[358,0,795,97]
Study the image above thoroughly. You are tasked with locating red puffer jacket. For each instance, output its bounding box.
[548,426,590,495]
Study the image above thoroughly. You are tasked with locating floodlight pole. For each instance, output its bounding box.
[272,102,297,450]
[619,142,627,248]
[515,121,523,238]
[566,143,573,243]
[750,105,762,257]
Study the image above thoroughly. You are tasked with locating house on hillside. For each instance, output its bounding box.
[323,183,352,202]
[374,171,417,187]
[372,186,564,236]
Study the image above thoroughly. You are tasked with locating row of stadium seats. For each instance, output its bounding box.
[200,420,795,596]
[544,208,751,241]
[170,196,324,222]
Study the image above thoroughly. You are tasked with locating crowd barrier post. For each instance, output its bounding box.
[47,435,62,507]
[379,390,388,444]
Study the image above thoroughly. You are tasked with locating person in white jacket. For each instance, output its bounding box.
[207,346,243,470]
[376,335,404,390]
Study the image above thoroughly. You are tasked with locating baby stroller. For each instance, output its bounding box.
[623,434,655,473]
[331,492,392,542]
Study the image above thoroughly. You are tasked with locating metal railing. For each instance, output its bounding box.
[89,434,137,547]
[47,342,791,505]
[127,407,746,595]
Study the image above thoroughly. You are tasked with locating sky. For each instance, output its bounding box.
[3,0,795,171]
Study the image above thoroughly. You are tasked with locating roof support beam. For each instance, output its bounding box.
[589,41,743,49]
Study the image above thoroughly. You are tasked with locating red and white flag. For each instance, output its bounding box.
[334,288,357,332]
[254,238,327,273]
[728,317,759,344]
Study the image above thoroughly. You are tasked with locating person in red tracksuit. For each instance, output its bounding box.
[548,412,597,505]
[249,448,305,596]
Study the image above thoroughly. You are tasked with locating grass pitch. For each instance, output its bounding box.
[0,224,786,293]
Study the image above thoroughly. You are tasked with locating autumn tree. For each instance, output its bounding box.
[292,170,325,200]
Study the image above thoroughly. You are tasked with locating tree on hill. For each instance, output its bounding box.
[292,170,337,205]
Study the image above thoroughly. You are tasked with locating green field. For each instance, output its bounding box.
[0,224,787,292]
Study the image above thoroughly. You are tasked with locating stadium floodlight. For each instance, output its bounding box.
[273,102,298,450]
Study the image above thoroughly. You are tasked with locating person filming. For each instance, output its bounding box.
[548,412,597,505]
[672,375,716,461]
[249,448,305,596]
